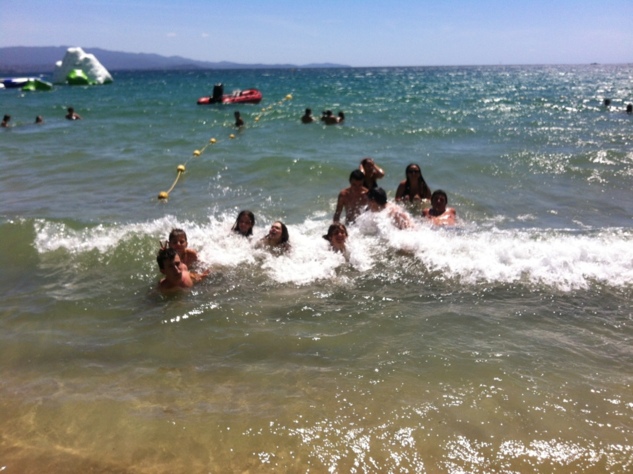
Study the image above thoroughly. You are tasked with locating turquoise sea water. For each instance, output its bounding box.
[1,65,632,472]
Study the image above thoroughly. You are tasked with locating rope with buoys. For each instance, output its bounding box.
[254,93,293,123]
[158,93,292,201]
[157,137,217,201]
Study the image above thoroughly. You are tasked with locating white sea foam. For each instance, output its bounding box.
[32,213,633,292]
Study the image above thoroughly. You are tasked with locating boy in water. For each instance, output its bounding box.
[333,169,369,225]
[422,189,456,226]
[156,247,209,292]
[156,247,194,291]
[168,228,198,268]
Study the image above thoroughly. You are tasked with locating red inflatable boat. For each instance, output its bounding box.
[197,84,262,105]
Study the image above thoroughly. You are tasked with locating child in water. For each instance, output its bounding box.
[156,247,194,291]
[256,221,291,254]
[232,210,255,237]
[323,223,348,253]
[156,246,209,292]
[167,228,198,268]
[422,189,456,226]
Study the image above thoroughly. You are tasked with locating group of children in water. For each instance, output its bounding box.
[156,157,456,292]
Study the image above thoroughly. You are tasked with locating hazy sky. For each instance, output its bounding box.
[2,0,632,67]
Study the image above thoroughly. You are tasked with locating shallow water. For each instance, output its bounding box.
[1,65,632,472]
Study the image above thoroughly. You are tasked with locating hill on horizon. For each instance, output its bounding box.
[0,46,350,74]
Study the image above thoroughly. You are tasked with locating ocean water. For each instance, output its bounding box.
[1,65,632,473]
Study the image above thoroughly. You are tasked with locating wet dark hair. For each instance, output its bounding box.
[274,221,290,244]
[349,169,365,182]
[368,187,388,206]
[323,223,348,241]
[157,247,178,270]
[232,210,255,237]
[431,189,448,204]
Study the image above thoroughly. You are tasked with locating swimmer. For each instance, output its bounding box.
[627,104,632,115]
[1,114,11,128]
[359,157,385,190]
[168,228,198,268]
[422,189,456,226]
[323,223,348,253]
[367,187,413,229]
[256,221,291,254]
[337,111,345,123]
[301,108,316,123]
[321,110,341,125]
[234,111,244,127]
[395,163,432,204]
[65,107,81,120]
[156,247,194,291]
[333,169,369,225]
[232,210,255,237]
[35,115,44,124]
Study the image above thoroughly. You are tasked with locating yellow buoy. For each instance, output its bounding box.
[210,138,217,144]
[158,191,169,200]
[193,150,201,156]
[285,94,293,100]
[177,164,186,172]
[229,134,235,139]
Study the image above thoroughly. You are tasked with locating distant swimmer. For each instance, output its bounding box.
[167,228,198,269]
[232,210,255,237]
[333,169,369,225]
[627,104,632,115]
[395,163,432,204]
[321,110,333,123]
[1,114,11,127]
[65,107,81,120]
[156,247,196,292]
[422,189,456,226]
[359,157,385,190]
[301,108,316,123]
[603,98,611,107]
[35,115,44,124]
[367,187,413,229]
[337,111,345,123]
[256,221,291,254]
[323,223,348,253]
[234,111,244,127]
[321,110,343,125]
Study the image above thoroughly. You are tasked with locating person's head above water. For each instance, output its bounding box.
[232,210,255,237]
[156,246,178,270]
[430,189,448,209]
[367,187,388,207]
[405,163,423,178]
[323,223,348,251]
[349,169,365,183]
[267,221,289,245]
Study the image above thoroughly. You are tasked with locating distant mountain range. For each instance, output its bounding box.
[0,46,350,74]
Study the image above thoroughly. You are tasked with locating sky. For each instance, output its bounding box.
[2,0,632,67]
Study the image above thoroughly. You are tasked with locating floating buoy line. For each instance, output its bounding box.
[158,93,292,201]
